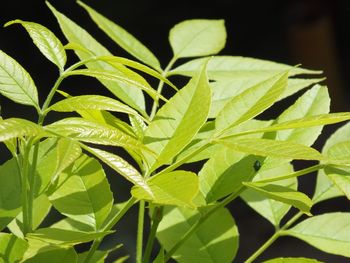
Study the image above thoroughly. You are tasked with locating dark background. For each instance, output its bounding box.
[0,0,350,262]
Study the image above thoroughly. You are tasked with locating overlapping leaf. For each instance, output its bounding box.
[47,2,146,113]
[48,155,113,230]
[131,171,199,207]
[157,206,238,263]
[243,182,312,215]
[45,117,149,154]
[170,56,321,80]
[0,233,28,262]
[0,118,43,142]
[77,1,161,70]
[143,61,211,171]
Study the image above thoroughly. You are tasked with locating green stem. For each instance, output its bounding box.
[244,211,303,263]
[150,57,177,120]
[143,206,163,263]
[84,197,137,263]
[21,140,32,235]
[164,187,245,261]
[136,200,146,263]
[254,164,324,184]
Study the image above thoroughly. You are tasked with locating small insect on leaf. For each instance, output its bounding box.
[253,160,261,171]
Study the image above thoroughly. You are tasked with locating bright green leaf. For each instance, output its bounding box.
[0,118,43,142]
[170,56,321,80]
[243,182,312,215]
[263,257,324,263]
[157,206,238,263]
[313,122,350,203]
[78,250,109,263]
[47,2,146,113]
[77,1,161,70]
[131,171,199,207]
[5,20,66,71]
[0,50,39,109]
[215,138,324,161]
[324,166,350,200]
[282,212,350,257]
[169,19,226,58]
[0,233,28,262]
[144,61,211,171]
[45,117,149,155]
[8,195,52,237]
[28,227,112,245]
[48,155,114,230]
[215,72,287,133]
[65,68,164,102]
[241,162,296,226]
[48,95,143,119]
[84,146,149,192]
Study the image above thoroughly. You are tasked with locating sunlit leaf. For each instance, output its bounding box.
[169,19,226,58]
[5,20,66,71]
[47,2,146,113]
[243,182,312,215]
[144,61,211,171]
[0,233,28,262]
[45,117,148,155]
[131,171,199,207]
[0,118,43,142]
[215,138,324,161]
[263,258,323,263]
[170,56,321,80]
[157,206,238,263]
[77,1,161,70]
[313,122,350,203]
[48,155,114,230]
[28,227,112,245]
[282,212,350,257]
[215,72,287,133]
[23,246,77,263]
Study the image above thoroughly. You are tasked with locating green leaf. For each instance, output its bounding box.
[263,258,324,263]
[23,246,77,263]
[0,158,21,231]
[157,206,238,263]
[45,117,149,155]
[77,1,161,70]
[169,19,226,58]
[5,20,66,71]
[51,218,94,232]
[215,72,287,133]
[65,68,165,102]
[8,195,52,237]
[84,146,149,191]
[282,212,350,257]
[0,118,43,142]
[209,77,323,118]
[94,56,177,90]
[144,61,211,171]
[0,233,28,262]
[243,182,312,215]
[215,138,324,161]
[326,140,350,163]
[322,165,350,200]
[28,227,112,245]
[170,56,321,80]
[313,122,350,203]
[48,155,114,230]
[0,50,39,108]
[46,2,146,114]
[241,163,296,226]
[131,171,199,207]
[230,113,350,138]
[48,95,143,119]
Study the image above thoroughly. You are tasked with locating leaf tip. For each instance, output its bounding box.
[3,19,21,28]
